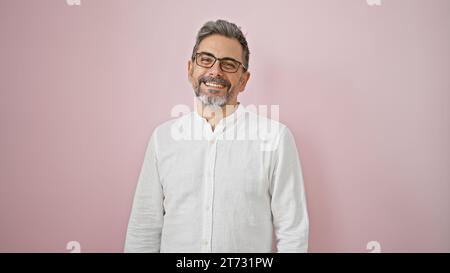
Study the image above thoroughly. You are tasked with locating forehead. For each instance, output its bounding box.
[197,34,243,61]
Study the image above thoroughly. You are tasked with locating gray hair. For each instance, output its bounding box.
[191,19,250,70]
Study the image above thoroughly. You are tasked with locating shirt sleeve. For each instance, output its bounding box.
[269,126,309,253]
[124,130,164,252]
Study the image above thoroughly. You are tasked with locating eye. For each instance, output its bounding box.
[199,55,214,65]
[222,61,237,71]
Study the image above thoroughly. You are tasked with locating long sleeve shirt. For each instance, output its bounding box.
[124,103,309,252]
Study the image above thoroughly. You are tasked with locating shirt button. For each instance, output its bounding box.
[209,139,215,145]
[202,240,209,246]
[206,205,210,211]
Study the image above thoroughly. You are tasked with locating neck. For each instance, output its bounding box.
[196,100,240,130]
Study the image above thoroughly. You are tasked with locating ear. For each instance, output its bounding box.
[187,60,194,84]
[237,71,251,93]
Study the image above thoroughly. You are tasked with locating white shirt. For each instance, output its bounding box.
[124,103,309,253]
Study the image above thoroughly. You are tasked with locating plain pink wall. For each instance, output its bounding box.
[0,0,449,252]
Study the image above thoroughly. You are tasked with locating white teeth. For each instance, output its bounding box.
[205,82,225,88]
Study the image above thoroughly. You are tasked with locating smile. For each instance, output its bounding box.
[204,82,226,89]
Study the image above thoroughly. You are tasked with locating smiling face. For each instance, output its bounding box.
[188,34,250,109]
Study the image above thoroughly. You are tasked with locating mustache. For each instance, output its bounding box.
[199,76,231,88]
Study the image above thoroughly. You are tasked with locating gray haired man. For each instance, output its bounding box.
[125,19,309,253]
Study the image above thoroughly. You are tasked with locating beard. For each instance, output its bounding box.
[194,75,234,109]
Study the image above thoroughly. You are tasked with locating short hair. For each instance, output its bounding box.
[191,19,250,70]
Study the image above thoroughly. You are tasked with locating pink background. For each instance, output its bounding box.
[0,0,449,252]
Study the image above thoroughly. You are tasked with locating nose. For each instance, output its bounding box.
[206,61,224,77]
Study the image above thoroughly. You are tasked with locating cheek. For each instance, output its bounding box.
[190,73,201,87]
[230,77,242,87]
[192,71,205,84]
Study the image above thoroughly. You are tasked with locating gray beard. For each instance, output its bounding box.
[194,86,232,109]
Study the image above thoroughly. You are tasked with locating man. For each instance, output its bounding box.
[124,19,309,252]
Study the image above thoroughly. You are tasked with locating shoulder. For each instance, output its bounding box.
[240,106,291,151]
[155,111,192,134]
[147,112,196,148]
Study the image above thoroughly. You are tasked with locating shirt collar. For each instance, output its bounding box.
[193,102,246,135]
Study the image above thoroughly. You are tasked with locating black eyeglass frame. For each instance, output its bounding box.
[194,52,247,73]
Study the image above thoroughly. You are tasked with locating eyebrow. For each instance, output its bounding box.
[198,51,242,64]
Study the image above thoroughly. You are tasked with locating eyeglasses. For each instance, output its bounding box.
[195,52,246,73]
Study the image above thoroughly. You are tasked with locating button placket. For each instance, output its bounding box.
[201,137,217,252]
